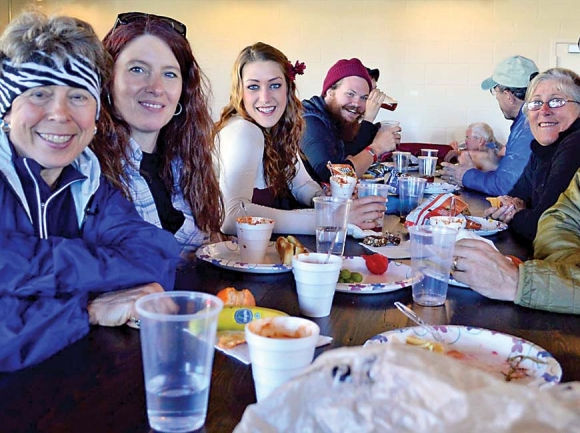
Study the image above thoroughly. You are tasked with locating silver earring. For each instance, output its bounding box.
[174,103,183,116]
[107,93,112,106]
[0,119,10,133]
[93,126,98,136]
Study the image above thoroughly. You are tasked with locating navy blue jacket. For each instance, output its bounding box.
[509,118,580,242]
[0,134,181,372]
[300,96,355,183]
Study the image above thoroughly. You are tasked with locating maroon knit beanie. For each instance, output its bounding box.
[321,58,372,96]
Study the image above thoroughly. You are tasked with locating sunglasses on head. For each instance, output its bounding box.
[113,12,187,38]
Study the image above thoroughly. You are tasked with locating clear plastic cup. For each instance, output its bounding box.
[136,291,223,432]
[313,197,351,257]
[408,226,457,306]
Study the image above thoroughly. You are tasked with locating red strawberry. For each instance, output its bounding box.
[362,254,389,275]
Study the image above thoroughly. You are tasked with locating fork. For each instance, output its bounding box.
[394,302,444,343]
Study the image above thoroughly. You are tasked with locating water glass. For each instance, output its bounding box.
[313,197,351,256]
[398,177,427,218]
[136,292,223,433]
[408,226,457,306]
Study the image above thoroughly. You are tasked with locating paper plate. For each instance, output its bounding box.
[336,256,413,294]
[197,241,291,274]
[365,325,562,388]
[466,216,508,236]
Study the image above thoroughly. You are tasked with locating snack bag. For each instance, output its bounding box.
[327,161,357,179]
[384,169,410,194]
[404,193,469,227]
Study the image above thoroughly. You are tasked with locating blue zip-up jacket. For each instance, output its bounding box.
[462,106,533,196]
[0,132,181,372]
[300,95,354,184]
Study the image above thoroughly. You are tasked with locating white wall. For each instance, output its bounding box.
[12,0,580,144]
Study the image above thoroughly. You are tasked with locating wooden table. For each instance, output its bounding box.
[2,189,578,433]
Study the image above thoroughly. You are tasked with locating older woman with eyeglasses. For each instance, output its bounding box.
[92,13,223,259]
[484,68,580,243]
[0,11,180,371]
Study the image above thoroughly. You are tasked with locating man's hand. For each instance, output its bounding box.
[483,195,526,223]
[452,239,519,301]
[466,148,500,172]
[349,195,388,229]
[370,124,401,155]
[87,283,165,329]
[363,88,386,123]
[440,161,472,187]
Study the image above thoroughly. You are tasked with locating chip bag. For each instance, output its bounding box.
[404,193,469,227]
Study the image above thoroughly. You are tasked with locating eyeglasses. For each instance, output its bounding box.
[113,12,187,38]
[526,98,580,111]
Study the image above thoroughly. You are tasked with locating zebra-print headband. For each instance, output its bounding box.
[0,51,101,118]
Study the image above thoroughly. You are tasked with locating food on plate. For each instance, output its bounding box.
[216,330,247,349]
[338,268,363,283]
[405,335,538,382]
[486,197,501,208]
[429,216,466,230]
[217,287,256,307]
[362,254,389,275]
[362,233,401,247]
[217,306,288,331]
[506,255,523,266]
[405,335,445,353]
[464,218,483,230]
[276,235,307,265]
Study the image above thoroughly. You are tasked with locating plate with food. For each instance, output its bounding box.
[197,235,306,274]
[364,326,562,387]
[424,182,460,195]
[465,216,508,236]
[336,256,414,294]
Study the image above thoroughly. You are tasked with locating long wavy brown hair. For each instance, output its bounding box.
[214,42,304,198]
[91,17,223,234]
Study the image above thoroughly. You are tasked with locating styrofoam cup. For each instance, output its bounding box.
[292,253,343,317]
[235,217,275,263]
[330,175,357,199]
[245,317,320,401]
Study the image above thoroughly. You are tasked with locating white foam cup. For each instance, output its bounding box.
[292,253,343,317]
[235,217,275,263]
[245,317,320,401]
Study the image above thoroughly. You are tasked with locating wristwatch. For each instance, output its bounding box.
[365,146,378,163]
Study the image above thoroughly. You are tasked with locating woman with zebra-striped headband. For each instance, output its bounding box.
[0,11,180,372]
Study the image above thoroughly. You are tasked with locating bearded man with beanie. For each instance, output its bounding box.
[300,58,401,184]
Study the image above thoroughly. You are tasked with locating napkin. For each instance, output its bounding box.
[216,335,333,365]
[347,223,377,239]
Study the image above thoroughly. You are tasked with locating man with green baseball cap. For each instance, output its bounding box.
[442,55,538,196]
[481,55,539,91]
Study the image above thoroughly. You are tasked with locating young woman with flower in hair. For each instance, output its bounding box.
[216,42,388,234]
[92,13,223,257]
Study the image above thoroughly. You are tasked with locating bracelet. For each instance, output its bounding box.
[365,146,378,163]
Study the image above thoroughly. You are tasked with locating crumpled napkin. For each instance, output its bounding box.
[347,223,377,239]
[215,335,333,365]
[234,344,580,433]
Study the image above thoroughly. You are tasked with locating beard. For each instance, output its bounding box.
[326,98,362,142]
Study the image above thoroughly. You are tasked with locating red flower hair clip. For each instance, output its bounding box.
[287,60,306,81]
